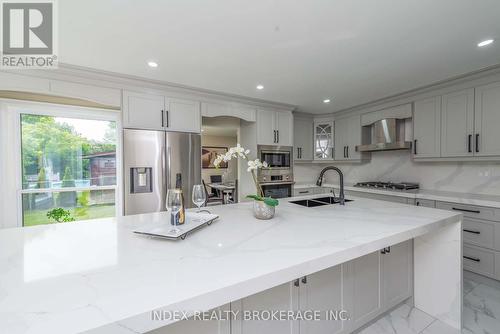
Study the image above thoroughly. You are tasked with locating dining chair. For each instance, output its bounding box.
[227,179,238,204]
[202,180,224,206]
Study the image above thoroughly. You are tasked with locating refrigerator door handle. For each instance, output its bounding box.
[161,140,167,209]
[167,146,172,190]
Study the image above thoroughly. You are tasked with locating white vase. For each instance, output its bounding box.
[252,200,275,220]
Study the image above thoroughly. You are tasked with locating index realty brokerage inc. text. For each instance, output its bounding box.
[152,309,351,322]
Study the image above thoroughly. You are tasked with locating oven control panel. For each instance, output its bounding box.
[258,173,293,183]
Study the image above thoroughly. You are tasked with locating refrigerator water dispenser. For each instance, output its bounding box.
[130,167,152,193]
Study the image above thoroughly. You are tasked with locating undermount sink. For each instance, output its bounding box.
[314,196,354,204]
[289,199,328,207]
[290,196,353,207]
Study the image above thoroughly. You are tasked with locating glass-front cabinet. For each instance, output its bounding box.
[314,119,334,159]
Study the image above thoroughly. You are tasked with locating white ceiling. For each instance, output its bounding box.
[60,0,500,114]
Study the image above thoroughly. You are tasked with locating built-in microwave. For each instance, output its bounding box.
[258,145,292,170]
[257,145,294,190]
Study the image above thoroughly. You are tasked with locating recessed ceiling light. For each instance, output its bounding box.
[256,84,264,90]
[477,39,494,47]
[323,99,331,104]
[147,61,158,68]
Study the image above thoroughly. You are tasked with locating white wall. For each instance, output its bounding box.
[201,135,238,184]
[294,151,500,195]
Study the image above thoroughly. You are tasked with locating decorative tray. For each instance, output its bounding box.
[133,212,219,240]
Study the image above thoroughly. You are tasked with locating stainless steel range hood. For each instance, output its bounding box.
[356,118,412,152]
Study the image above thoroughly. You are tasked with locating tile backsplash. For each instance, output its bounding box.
[294,151,500,195]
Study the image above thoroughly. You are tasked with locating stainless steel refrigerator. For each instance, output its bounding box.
[123,129,201,215]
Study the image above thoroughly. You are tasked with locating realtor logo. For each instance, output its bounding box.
[1,0,58,68]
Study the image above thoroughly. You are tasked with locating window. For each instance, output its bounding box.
[20,114,117,226]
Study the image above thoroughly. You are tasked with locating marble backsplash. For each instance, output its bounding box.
[294,151,500,195]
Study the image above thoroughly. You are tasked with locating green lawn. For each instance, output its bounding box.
[23,204,116,227]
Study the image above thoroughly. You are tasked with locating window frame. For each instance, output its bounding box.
[1,99,122,228]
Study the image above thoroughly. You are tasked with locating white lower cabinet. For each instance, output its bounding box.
[149,304,231,334]
[152,242,412,334]
[344,190,412,204]
[231,281,299,334]
[381,241,412,307]
[344,252,381,330]
[231,242,411,334]
[299,266,345,334]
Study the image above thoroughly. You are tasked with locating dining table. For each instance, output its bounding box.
[207,182,236,204]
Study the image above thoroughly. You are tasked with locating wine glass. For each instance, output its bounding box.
[166,189,182,233]
[192,184,206,212]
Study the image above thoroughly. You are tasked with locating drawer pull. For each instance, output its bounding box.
[463,229,480,234]
[298,191,309,194]
[463,256,480,262]
[452,207,480,214]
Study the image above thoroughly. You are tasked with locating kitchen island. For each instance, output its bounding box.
[0,195,462,334]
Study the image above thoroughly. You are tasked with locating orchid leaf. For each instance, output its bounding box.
[246,195,279,207]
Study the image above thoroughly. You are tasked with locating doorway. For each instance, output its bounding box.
[201,116,240,204]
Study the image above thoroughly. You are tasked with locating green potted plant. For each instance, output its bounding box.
[213,144,278,219]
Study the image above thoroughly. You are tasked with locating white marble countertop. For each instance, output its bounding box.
[294,183,500,208]
[0,195,461,334]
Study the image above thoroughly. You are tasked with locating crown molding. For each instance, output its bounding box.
[313,63,500,119]
[16,63,297,112]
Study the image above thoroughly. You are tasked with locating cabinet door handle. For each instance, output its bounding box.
[463,229,480,234]
[301,276,307,284]
[452,207,480,214]
[468,134,472,153]
[475,134,480,153]
[165,110,169,127]
[331,148,334,158]
[294,279,300,287]
[413,139,417,155]
[277,130,279,143]
[463,256,480,262]
[416,201,420,206]
[300,147,302,159]
[347,146,349,158]
[161,110,165,127]
[343,146,346,158]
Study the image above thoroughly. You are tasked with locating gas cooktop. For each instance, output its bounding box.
[354,181,420,191]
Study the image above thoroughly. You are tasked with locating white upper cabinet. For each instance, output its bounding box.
[165,97,201,133]
[334,117,348,161]
[276,111,293,146]
[123,91,201,133]
[294,117,313,160]
[474,81,500,157]
[441,89,475,157]
[335,115,361,161]
[314,119,334,160]
[256,109,293,146]
[256,109,276,145]
[413,96,441,158]
[123,91,165,130]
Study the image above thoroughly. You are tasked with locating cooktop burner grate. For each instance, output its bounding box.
[354,181,419,191]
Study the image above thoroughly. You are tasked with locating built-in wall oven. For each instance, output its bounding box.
[257,145,294,199]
